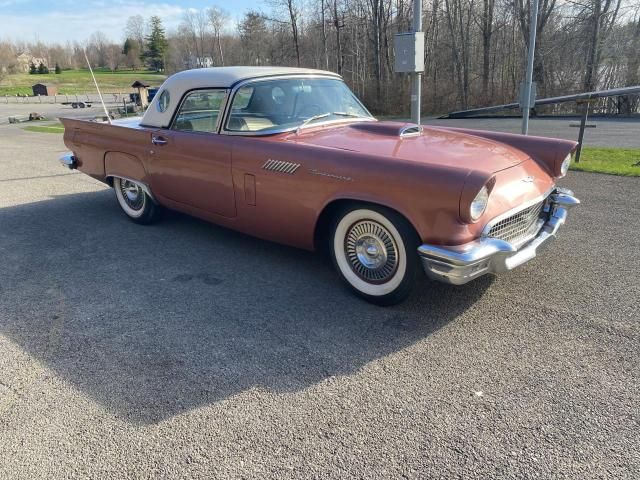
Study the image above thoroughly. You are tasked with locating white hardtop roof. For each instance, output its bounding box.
[142,66,342,128]
[166,66,340,89]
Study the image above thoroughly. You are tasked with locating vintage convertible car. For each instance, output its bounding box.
[59,66,579,305]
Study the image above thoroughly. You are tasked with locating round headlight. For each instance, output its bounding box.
[470,185,489,221]
[560,153,572,177]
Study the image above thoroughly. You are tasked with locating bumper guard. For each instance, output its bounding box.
[418,188,580,285]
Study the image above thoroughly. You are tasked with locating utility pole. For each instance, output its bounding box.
[411,0,423,125]
[521,0,539,135]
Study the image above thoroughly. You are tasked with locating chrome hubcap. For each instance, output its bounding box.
[119,179,144,211]
[345,220,398,283]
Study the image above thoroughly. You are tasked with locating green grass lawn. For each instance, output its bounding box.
[571,146,640,176]
[0,69,166,96]
[22,122,65,134]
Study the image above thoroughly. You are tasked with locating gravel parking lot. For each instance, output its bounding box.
[0,124,638,479]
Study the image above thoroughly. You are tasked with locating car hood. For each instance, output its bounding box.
[285,121,528,173]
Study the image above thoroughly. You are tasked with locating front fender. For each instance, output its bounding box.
[439,127,577,177]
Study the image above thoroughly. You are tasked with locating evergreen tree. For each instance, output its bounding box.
[141,16,168,72]
[55,63,61,74]
[123,38,133,55]
[29,62,37,74]
[37,62,49,74]
[123,38,142,70]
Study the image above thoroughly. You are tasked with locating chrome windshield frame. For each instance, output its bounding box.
[219,74,375,137]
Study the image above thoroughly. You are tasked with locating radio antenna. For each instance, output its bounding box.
[84,50,112,124]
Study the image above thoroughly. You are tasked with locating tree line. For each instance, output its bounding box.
[1,0,638,115]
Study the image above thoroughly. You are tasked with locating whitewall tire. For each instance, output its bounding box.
[113,177,161,224]
[330,205,420,305]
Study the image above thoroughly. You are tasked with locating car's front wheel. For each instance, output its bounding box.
[113,177,161,224]
[330,205,420,305]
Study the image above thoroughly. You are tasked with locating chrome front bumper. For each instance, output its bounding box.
[418,188,580,285]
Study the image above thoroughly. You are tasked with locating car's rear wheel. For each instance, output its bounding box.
[113,177,161,224]
[330,204,420,305]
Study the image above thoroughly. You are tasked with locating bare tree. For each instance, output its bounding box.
[333,0,344,75]
[321,0,329,69]
[268,0,303,67]
[181,10,209,66]
[105,44,124,71]
[87,31,109,68]
[125,15,146,46]
[444,0,474,108]
[578,0,623,91]
[208,7,229,66]
[479,0,495,102]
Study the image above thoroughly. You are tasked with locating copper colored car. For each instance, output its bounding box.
[59,67,580,305]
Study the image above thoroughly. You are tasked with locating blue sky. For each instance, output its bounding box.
[0,0,262,43]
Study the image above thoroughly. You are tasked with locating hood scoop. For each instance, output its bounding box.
[349,121,422,138]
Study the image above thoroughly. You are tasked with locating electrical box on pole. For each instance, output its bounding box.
[393,32,425,73]
[394,0,424,125]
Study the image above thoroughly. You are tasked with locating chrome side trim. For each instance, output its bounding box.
[418,188,580,285]
[262,159,300,174]
[59,152,77,170]
[107,175,157,203]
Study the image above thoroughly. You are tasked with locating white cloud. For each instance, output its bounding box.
[0,2,187,43]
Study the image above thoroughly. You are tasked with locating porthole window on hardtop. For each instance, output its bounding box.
[157,90,170,113]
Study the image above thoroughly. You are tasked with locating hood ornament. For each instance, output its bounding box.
[521,175,535,183]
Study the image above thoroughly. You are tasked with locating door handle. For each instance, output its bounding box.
[151,135,168,146]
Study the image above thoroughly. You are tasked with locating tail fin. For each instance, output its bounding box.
[84,50,112,124]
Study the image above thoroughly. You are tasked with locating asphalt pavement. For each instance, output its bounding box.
[423,116,640,148]
[0,124,638,479]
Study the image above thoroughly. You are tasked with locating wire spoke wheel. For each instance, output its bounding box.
[345,220,399,284]
[113,176,160,224]
[118,179,145,212]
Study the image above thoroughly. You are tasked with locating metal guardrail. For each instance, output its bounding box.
[443,86,640,119]
[442,85,640,162]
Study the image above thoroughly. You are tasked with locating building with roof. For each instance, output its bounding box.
[32,83,58,96]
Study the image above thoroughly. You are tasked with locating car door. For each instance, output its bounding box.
[147,89,236,218]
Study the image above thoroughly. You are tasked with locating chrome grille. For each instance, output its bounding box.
[486,200,546,245]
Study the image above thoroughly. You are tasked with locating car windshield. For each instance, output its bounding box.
[225,77,373,134]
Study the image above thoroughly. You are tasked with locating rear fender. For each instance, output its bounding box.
[104,152,156,202]
[104,151,148,183]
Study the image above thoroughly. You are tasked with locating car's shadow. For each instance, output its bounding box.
[0,191,493,424]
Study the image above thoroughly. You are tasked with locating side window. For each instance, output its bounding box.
[172,89,226,133]
[232,86,254,110]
